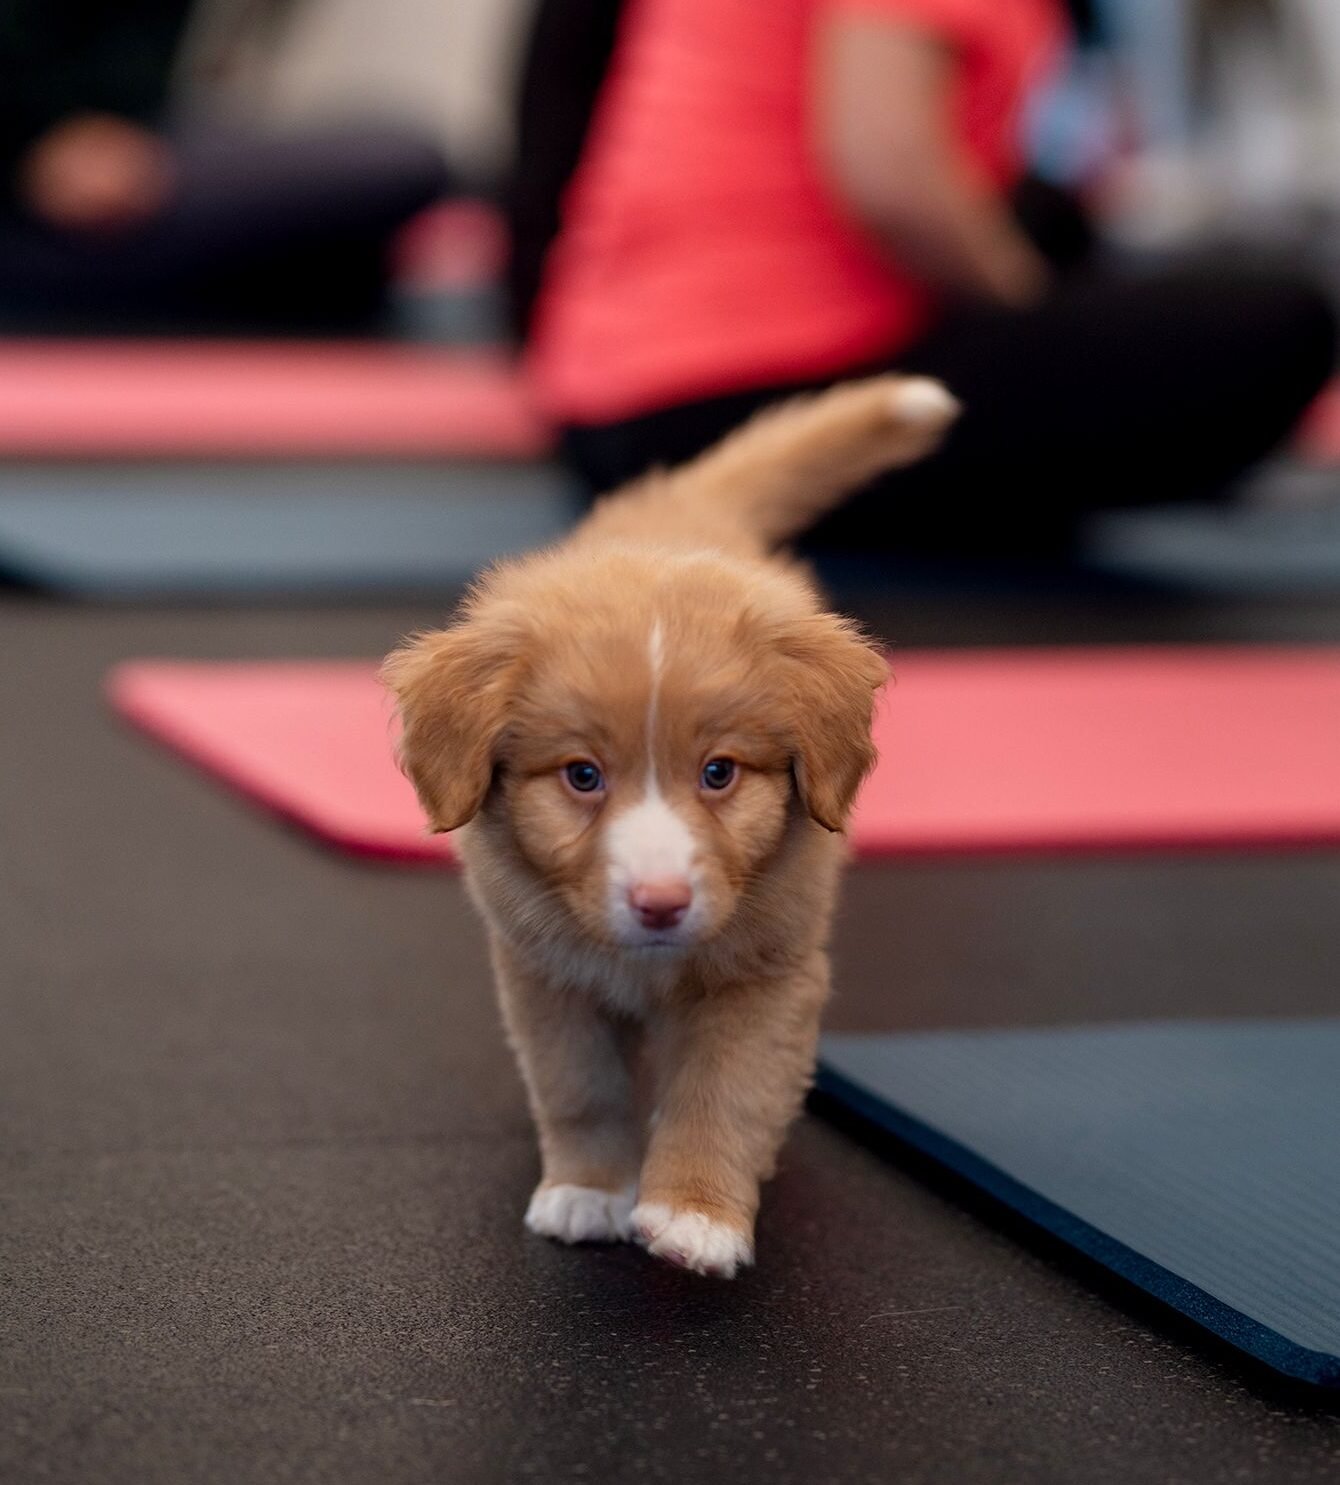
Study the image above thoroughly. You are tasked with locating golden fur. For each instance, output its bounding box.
[384,375,958,1276]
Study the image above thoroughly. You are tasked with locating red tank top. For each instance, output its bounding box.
[527,0,1063,423]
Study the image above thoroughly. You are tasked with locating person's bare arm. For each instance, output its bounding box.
[813,13,1049,306]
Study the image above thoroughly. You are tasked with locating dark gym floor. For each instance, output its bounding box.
[4,586,1340,1484]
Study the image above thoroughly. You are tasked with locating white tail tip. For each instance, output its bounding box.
[890,377,961,427]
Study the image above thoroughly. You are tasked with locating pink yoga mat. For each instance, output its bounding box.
[108,648,1340,865]
[0,341,549,458]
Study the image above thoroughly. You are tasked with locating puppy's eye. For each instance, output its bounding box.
[563,761,604,794]
[700,757,736,791]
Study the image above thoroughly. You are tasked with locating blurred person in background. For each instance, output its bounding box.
[0,0,451,332]
[514,0,1336,559]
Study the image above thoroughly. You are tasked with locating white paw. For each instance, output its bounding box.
[631,1202,754,1279]
[525,1183,636,1244]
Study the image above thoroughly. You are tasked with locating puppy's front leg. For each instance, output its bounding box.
[493,942,642,1245]
[633,959,828,1277]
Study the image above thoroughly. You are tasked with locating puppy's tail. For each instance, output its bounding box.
[579,374,960,554]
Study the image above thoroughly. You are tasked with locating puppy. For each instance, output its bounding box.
[384,375,958,1277]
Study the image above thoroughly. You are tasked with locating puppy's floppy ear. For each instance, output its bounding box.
[777,614,888,832]
[381,613,523,833]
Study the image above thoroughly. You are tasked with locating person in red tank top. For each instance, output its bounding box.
[529,0,1061,423]
[518,0,1335,557]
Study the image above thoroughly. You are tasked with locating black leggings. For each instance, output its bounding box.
[562,256,1337,557]
[0,124,452,334]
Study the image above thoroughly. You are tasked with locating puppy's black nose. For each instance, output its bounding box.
[629,877,692,931]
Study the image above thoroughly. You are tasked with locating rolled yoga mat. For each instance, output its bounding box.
[107,646,1340,865]
[817,1020,1340,1389]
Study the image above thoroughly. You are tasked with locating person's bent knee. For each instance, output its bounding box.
[1270,273,1337,393]
[1221,263,1337,398]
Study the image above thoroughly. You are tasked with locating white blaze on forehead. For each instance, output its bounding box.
[646,618,665,776]
[647,611,668,784]
[603,617,697,893]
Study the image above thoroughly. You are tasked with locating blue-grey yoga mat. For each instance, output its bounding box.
[1087,495,1340,595]
[817,1020,1340,1387]
[0,463,573,597]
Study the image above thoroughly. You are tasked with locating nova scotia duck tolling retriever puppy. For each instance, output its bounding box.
[384,374,958,1277]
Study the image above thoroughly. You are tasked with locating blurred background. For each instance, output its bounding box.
[0,0,1337,593]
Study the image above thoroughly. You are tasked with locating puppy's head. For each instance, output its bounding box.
[384,550,886,951]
